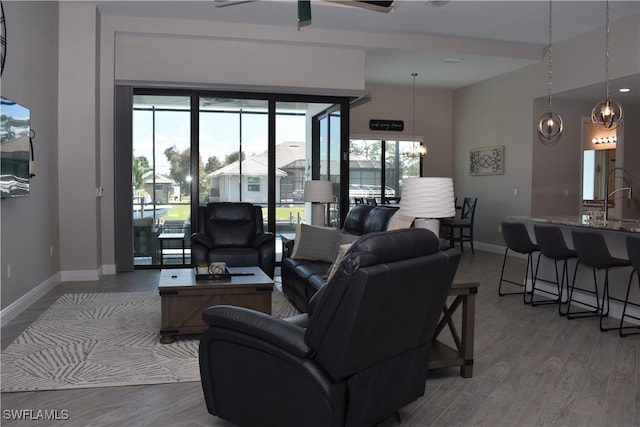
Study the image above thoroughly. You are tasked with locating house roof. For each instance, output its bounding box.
[209,156,287,177]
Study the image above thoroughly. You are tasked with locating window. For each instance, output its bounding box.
[349,138,422,204]
[248,176,260,192]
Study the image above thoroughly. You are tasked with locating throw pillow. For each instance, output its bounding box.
[386,211,415,231]
[290,223,338,263]
[326,243,353,282]
[337,231,361,246]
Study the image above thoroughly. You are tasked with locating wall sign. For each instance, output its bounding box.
[369,119,404,131]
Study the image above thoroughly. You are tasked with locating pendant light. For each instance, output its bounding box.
[402,73,427,158]
[591,0,623,130]
[537,0,563,145]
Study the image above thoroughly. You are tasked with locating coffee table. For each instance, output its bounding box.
[158,266,274,344]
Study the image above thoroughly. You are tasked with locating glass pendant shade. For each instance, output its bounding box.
[537,111,563,145]
[591,98,623,130]
[537,0,563,146]
[591,0,623,130]
[402,142,427,158]
[402,73,426,158]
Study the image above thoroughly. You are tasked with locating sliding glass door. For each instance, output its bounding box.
[122,88,350,269]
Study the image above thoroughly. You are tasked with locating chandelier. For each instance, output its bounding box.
[402,73,427,158]
[537,0,563,145]
[591,0,623,130]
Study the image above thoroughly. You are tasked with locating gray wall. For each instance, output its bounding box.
[1,2,59,310]
[452,12,639,248]
[350,82,454,178]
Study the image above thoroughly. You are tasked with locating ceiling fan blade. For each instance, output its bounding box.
[298,0,312,27]
[213,0,256,7]
[323,1,395,13]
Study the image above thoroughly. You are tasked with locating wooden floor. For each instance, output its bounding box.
[2,250,639,426]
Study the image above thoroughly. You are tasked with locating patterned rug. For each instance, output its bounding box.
[1,290,299,392]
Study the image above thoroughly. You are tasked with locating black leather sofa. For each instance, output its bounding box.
[191,202,275,278]
[199,228,461,427]
[281,204,399,312]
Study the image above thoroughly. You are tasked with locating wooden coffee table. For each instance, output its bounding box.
[158,266,274,344]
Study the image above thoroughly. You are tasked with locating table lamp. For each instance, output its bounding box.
[303,180,333,226]
[399,177,455,237]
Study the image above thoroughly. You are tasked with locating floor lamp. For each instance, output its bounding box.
[303,180,333,226]
[399,177,455,238]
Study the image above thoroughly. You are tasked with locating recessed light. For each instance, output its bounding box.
[619,88,631,93]
[439,58,463,64]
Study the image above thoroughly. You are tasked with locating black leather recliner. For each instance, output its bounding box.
[199,228,461,427]
[191,202,275,278]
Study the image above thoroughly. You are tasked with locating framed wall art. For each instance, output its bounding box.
[470,145,504,176]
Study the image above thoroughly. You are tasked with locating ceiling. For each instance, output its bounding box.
[96,0,639,99]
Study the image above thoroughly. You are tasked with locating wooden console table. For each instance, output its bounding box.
[429,280,479,378]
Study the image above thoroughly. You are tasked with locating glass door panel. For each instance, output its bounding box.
[328,111,341,226]
[199,98,269,207]
[274,102,308,238]
[132,95,191,267]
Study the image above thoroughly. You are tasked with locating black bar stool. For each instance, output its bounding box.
[620,236,640,337]
[499,221,539,304]
[532,225,577,313]
[569,230,631,331]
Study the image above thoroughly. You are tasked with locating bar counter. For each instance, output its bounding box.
[525,215,640,234]
[505,216,639,323]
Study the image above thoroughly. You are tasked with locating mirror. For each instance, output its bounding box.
[582,120,617,209]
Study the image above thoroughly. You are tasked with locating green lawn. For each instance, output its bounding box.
[164,204,190,220]
[162,203,306,222]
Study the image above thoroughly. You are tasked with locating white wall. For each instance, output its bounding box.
[0,1,59,312]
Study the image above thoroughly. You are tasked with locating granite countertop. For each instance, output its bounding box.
[522,216,640,233]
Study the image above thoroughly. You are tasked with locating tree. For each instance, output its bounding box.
[349,140,381,161]
[204,156,223,175]
[164,146,192,195]
[132,156,150,190]
[225,150,245,165]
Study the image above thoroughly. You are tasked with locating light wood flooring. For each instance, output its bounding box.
[1,250,639,427]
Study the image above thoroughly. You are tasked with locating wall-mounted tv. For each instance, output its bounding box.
[1,97,31,198]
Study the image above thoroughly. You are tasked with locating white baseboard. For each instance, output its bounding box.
[0,272,61,325]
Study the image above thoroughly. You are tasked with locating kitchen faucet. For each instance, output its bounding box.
[604,167,633,220]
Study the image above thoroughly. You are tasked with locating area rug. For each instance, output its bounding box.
[1,290,298,392]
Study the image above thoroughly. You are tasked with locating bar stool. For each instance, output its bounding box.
[620,236,640,337]
[532,225,577,313]
[499,221,539,304]
[569,230,631,332]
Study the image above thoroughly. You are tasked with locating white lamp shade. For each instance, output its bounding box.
[399,177,455,218]
[303,180,333,203]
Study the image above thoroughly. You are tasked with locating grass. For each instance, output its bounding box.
[162,202,306,222]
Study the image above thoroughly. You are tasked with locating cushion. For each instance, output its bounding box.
[386,211,415,231]
[290,223,338,263]
[326,243,353,282]
[337,231,361,246]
